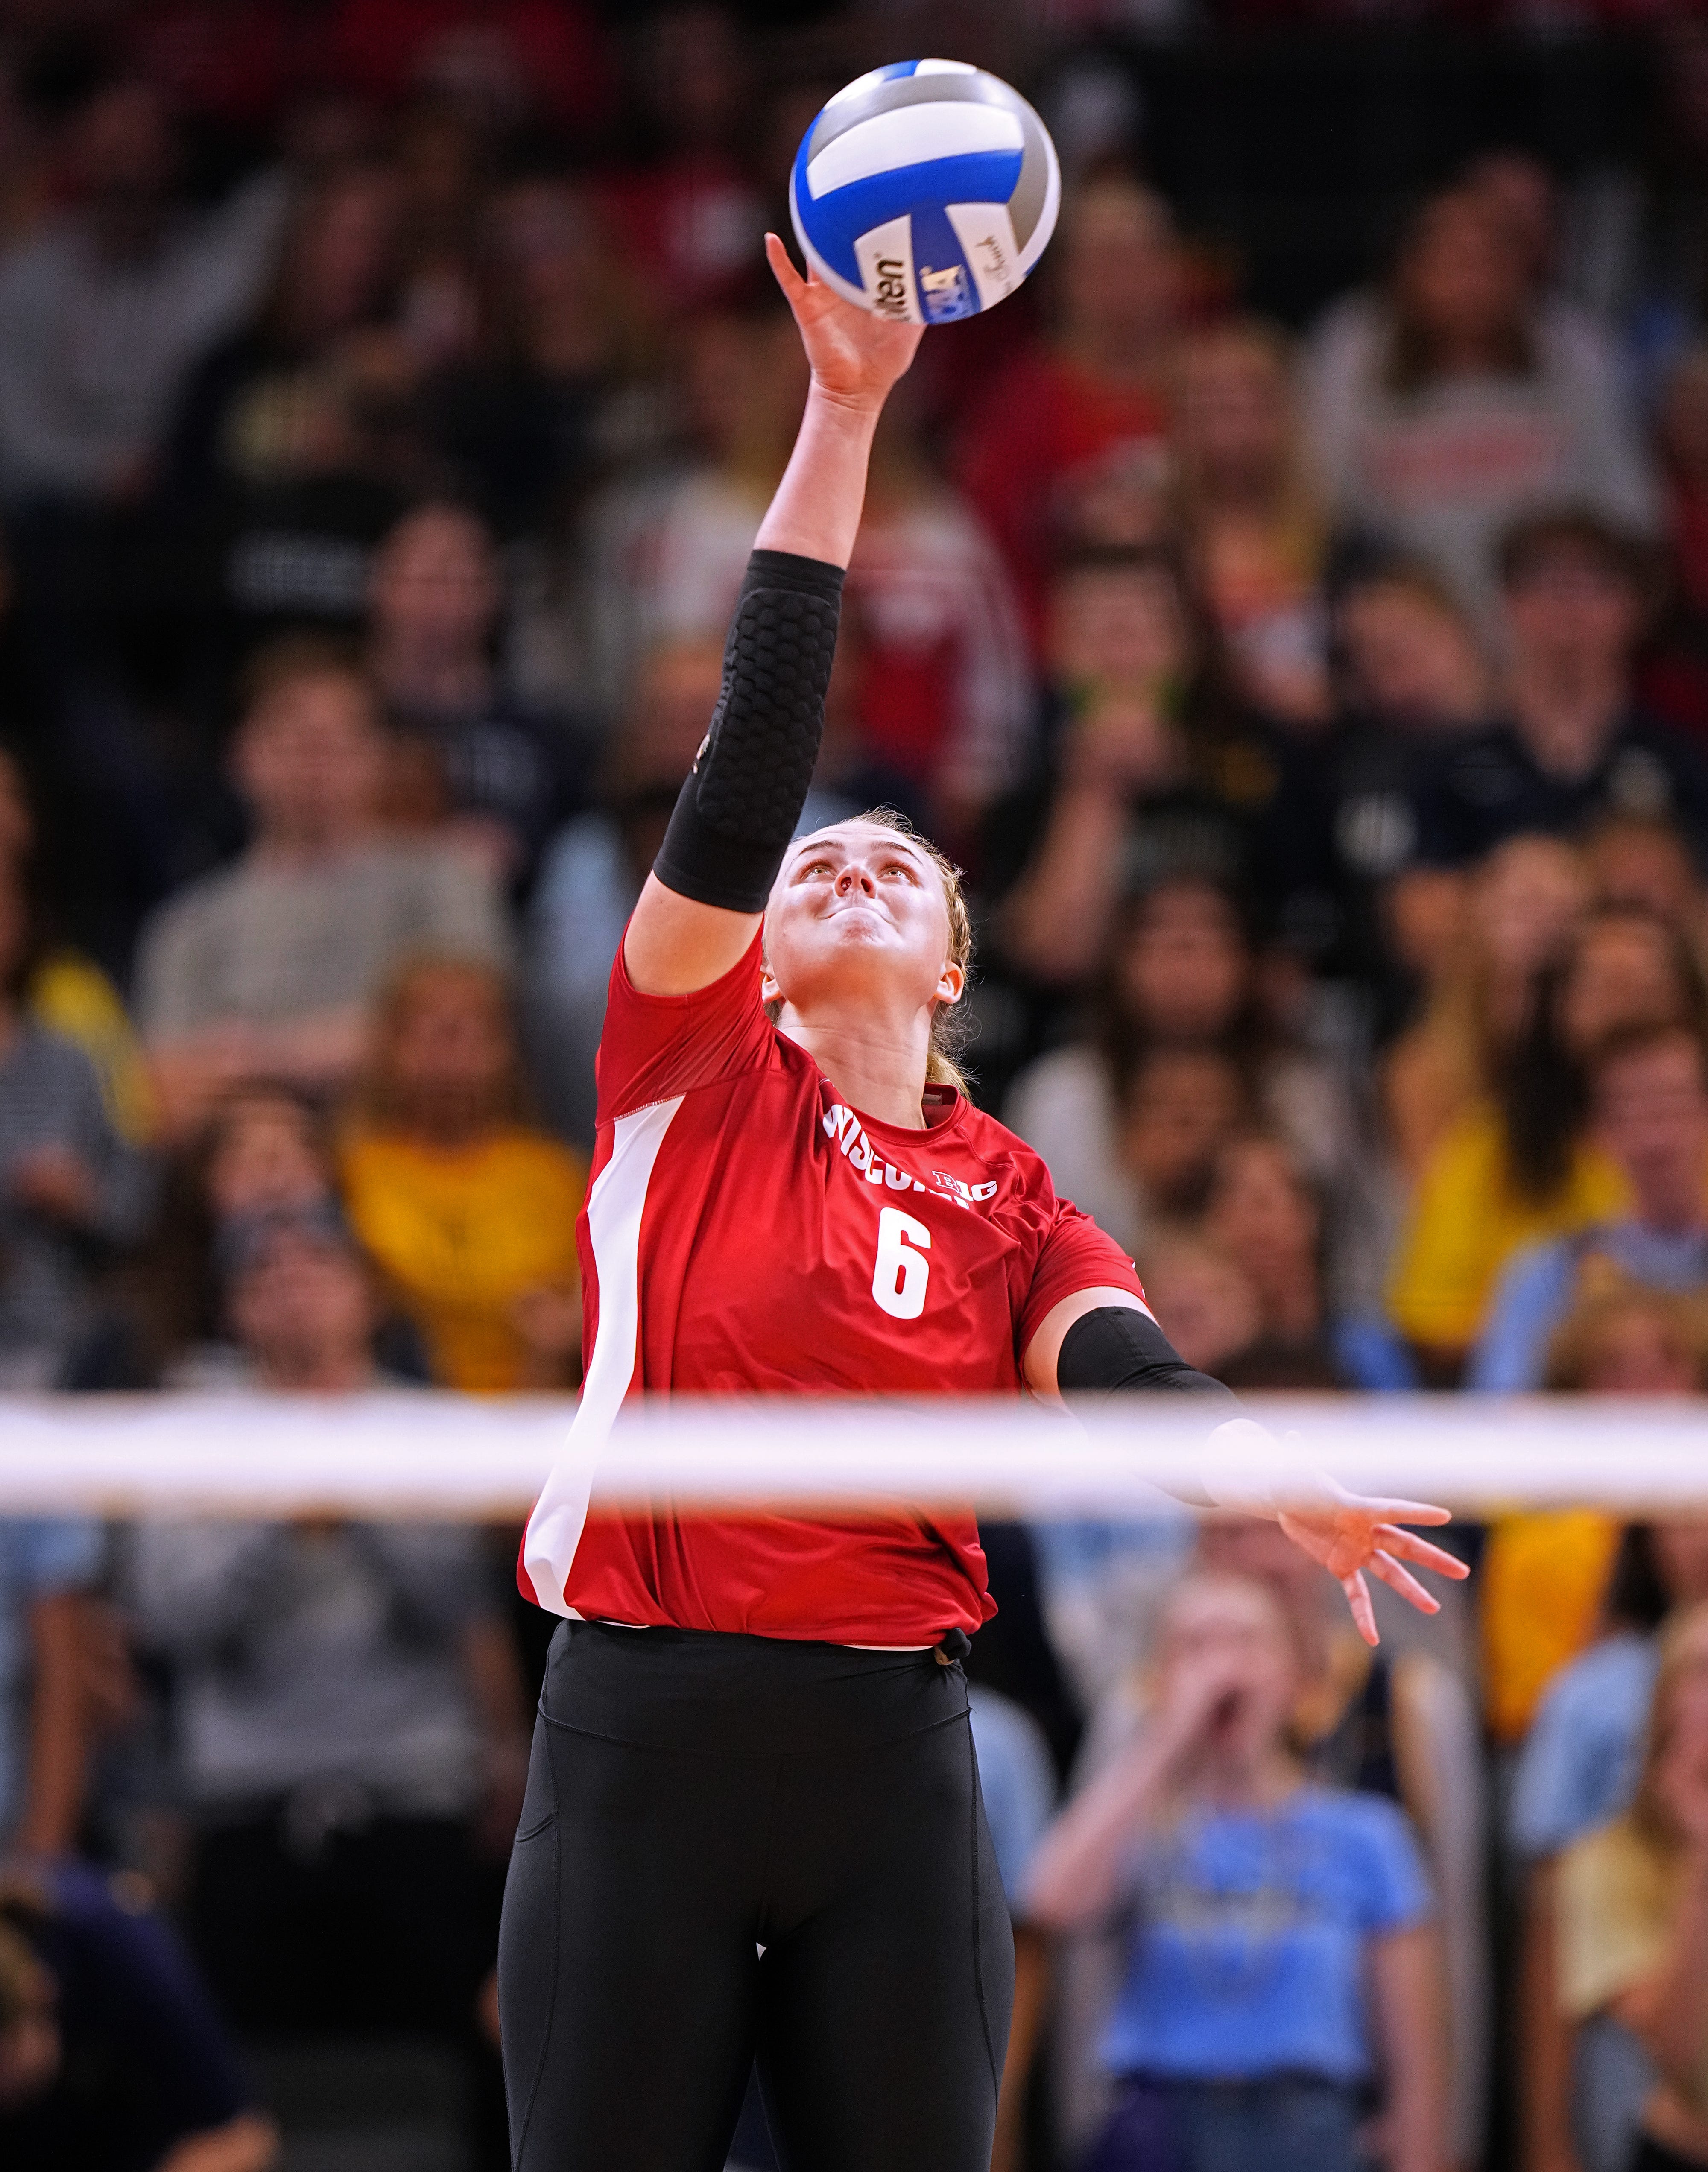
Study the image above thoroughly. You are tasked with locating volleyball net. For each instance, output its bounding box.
[0,1391,1703,1518]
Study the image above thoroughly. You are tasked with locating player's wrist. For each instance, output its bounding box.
[803,377,889,429]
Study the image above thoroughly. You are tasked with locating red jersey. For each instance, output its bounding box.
[520,932,1144,1644]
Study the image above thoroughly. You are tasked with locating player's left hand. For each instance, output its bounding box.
[1277,1477,1469,1647]
[765,231,922,412]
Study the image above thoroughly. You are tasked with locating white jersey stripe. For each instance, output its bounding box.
[521,1096,683,1614]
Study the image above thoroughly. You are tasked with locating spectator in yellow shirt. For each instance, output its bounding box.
[1389,903,1707,1376]
[342,956,587,1392]
[1481,1284,1708,1750]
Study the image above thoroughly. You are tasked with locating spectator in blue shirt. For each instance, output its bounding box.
[1027,1572,1441,2172]
[0,1518,103,1858]
[0,1861,277,2172]
[1472,1020,1708,1391]
[1515,1520,1708,1862]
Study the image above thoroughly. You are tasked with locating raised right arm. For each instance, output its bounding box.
[623,236,920,998]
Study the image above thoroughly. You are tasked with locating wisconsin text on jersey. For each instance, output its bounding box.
[820,1102,1000,1206]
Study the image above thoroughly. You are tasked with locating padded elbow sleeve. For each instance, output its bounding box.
[1056,1306,1240,1408]
[652,548,845,914]
[1058,1305,1241,1511]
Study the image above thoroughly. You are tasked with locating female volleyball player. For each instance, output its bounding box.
[498,236,1466,2172]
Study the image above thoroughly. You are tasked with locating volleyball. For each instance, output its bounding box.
[788,59,1061,327]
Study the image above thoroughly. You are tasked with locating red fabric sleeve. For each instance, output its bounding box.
[595,930,775,1123]
[1016,1196,1148,1355]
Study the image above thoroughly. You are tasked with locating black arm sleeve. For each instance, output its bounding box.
[652,547,845,913]
[1057,1306,1240,1512]
[1056,1306,1240,1407]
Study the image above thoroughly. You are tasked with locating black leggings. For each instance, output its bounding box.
[497,1622,1015,2171]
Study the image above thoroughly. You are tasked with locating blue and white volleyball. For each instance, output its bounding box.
[789,60,1060,327]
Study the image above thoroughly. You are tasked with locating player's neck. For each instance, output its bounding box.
[777,1004,933,1130]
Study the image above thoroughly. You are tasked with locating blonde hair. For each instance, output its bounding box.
[1544,1279,1708,1392]
[1632,1599,1708,1844]
[764,807,975,1094]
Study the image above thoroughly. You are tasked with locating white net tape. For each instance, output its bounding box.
[0,1392,1703,1517]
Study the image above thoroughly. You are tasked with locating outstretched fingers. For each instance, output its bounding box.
[1354,1495,1452,1527]
[1372,1525,1470,1580]
[764,231,810,309]
[1367,1549,1440,1615]
[1340,1569,1379,1648]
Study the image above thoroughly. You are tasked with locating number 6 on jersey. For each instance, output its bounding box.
[872,1206,931,1321]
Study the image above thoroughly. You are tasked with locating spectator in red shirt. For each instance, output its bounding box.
[838,398,1033,851]
[954,175,1182,649]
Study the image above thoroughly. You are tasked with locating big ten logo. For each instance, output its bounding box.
[872,256,910,318]
[917,263,973,322]
[930,1170,997,1210]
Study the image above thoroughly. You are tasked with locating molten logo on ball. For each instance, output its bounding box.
[872,256,910,319]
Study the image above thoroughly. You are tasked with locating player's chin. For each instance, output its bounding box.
[821,908,896,946]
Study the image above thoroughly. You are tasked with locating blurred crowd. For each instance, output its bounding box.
[3,3,1708,2171]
